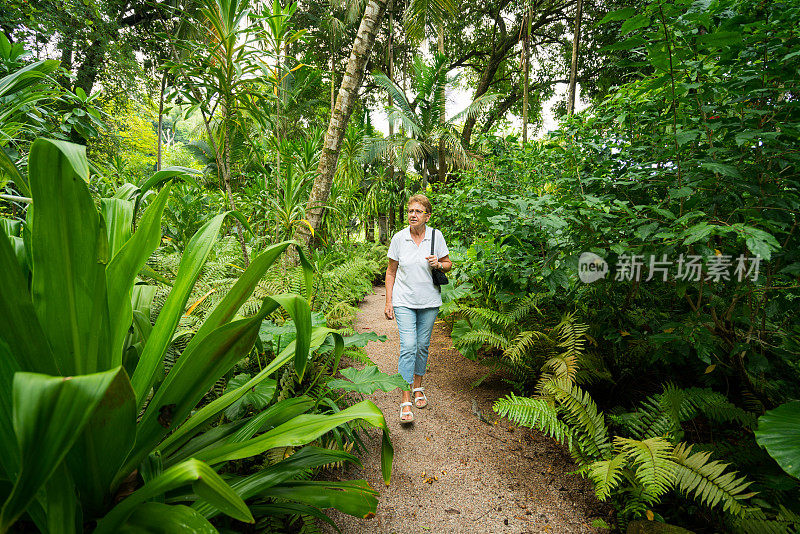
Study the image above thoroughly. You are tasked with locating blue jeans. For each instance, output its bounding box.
[394,306,439,384]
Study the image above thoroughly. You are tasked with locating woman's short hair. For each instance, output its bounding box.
[407,194,432,214]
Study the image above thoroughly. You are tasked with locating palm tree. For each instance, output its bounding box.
[370,53,497,188]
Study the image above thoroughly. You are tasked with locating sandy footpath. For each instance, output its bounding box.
[320,287,610,534]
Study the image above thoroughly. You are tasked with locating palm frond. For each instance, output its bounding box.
[448,92,502,124]
[372,70,415,117]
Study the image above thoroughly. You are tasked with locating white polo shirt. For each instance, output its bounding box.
[387,226,449,309]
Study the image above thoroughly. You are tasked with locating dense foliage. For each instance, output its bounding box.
[434,0,800,531]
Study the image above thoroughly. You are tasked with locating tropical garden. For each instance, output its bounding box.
[0,0,797,532]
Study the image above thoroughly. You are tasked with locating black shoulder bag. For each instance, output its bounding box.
[430,228,449,287]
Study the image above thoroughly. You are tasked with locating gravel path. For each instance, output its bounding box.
[321,287,610,534]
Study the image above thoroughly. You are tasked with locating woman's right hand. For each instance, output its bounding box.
[384,303,394,320]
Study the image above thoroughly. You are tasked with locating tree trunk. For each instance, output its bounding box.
[222,101,250,266]
[296,0,388,250]
[568,0,584,116]
[366,214,376,242]
[522,12,530,143]
[378,213,389,244]
[157,71,168,171]
[437,23,446,184]
[461,52,507,146]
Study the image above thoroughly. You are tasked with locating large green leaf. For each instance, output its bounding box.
[45,463,79,534]
[194,446,361,519]
[262,480,378,518]
[166,397,313,468]
[0,148,27,197]
[755,401,800,479]
[122,301,276,480]
[118,502,216,534]
[180,241,293,355]
[158,326,341,458]
[328,365,407,395]
[223,374,276,420]
[0,341,20,480]
[0,232,56,375]
[194,400,393,485]
[130,212,230,407]
[106,184,171,365]
[95,459,252,534]
[0,368,119,530]
[100,198,134,259]
[28,138,111,375]
[66,368,136,517]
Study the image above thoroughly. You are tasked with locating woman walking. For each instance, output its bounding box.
[384,194,452,423]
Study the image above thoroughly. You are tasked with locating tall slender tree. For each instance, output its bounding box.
[296,0,389,249]
[567,0,583,115]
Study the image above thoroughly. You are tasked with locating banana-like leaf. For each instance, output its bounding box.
[194,446,361,519]
[0,148,27,197]
[28,138,111,375]
[106,185,171,365]
[66,368,136,517]
[45,463,78,534]
[157,326,341,457]
[100,198,134,259]
[194,400,393,485]
[0,232,56,375]
[262,480,378,518]
[118,502,216,534]
[0,341,20,480]
[181,241,294,354]
[0,368,119,530]
[122,308,271,479]
[130,212,230,407]
[226,395,309,444]
[132,167,200,219]
[167,397,314,469]
[95,459,252,534]
[755,401,800,479]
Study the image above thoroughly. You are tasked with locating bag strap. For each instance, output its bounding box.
[430,227,435,257]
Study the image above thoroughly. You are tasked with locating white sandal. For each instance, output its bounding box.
[399,401,414,423]
[413,387,428,409]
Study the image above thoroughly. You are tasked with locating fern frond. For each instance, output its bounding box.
[671,442,754,516]
[587,452,628,501]
[503,330,549,364]
[684,388,758,429]
[493,393,574,449]
[508,293,543,322]
[555,315,588,360]
[541,378,611,459]
[542,350,579,383]
[454,329,510,352]
[615,436,676,499]
[457,305,513,328]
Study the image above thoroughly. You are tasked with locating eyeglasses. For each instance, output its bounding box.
[407,209,428,215]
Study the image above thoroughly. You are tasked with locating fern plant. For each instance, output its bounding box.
[493,315,768,529]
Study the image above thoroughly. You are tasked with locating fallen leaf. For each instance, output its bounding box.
[646,510,655,521]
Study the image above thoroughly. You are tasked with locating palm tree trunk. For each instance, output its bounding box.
[437,23,446,184]
[568,0,583,116]
[297,0,388,249]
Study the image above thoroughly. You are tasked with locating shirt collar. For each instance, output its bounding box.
[404,225,431,241]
